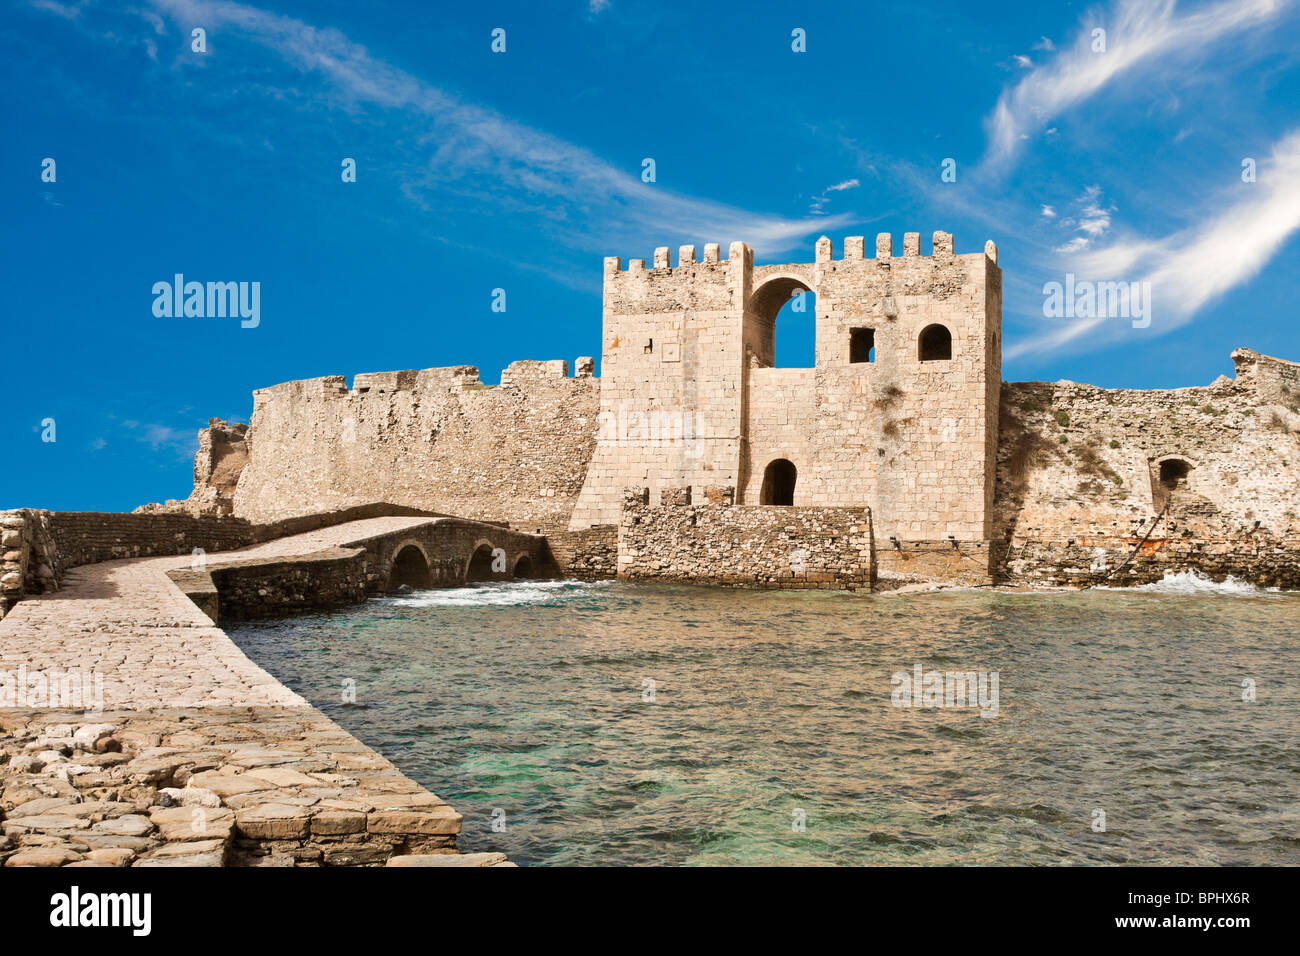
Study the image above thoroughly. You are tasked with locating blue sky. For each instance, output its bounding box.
[4,0,1300,511]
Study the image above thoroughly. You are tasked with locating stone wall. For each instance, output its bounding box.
[0,510,60,620]
[231,361,599,533]
[543,525,617,579]
[46,511,256,571]
[994,348,1300,587]
[876,540,993,587]
[618,486,875,589]
[168,547,372,623]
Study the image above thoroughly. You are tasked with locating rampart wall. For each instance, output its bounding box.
[231,360,599,533]
[993,349,1300,588]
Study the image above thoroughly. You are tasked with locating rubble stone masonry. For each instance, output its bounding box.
[994,349,1300,588]
[618,486,875,589]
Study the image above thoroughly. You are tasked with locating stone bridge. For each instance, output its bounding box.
[351,517,551,589]
[166,515,554,623]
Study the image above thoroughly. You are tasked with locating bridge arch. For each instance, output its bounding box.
[512,553,536,579]
[388,540,432,590]
[746,273,817,369]
[465,539,501,583]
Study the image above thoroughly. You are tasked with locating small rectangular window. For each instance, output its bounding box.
[850,327,875,363]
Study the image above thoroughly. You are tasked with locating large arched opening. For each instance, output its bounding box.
[760,458,798,506]
[747,276,815,369]
[389,544,431,590]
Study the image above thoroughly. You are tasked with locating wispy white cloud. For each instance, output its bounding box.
[117,418,196,459]
[1051,185,1114,251]
[1008,128,1300,358]
[131,0,842,257]
[982,0,1289,174]
[808,178,860,214]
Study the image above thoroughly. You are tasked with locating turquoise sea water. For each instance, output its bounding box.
[227,575,1300,866]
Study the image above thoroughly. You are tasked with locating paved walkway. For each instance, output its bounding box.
[0,516,436,709]
[0,517,511,867]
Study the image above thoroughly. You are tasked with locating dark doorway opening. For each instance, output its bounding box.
[1160,458,1191,488]
[760,459,797,506]
[513,555,534,579]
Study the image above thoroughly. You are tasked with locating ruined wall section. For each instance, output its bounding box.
[232,361,599,532]
[135,418,249,517]
[996,348,1300,587]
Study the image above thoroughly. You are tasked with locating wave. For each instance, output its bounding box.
[371,578,611,608]
[1101,570,1281,596]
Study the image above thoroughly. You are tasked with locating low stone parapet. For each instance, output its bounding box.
[618,487,874,590]
[997,532,1300,589]
[545,525,617,578]
[167,547,372,623]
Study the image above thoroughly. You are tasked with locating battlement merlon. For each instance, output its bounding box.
[251,359,597,410]
[601,233,999,313]
[604,232,998,275]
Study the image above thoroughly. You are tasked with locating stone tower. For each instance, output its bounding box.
[568,232,1002,548]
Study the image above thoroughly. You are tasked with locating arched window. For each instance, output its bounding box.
[760,459,797,505]
[1159,458,1191,488]
[1150,455,1195,511]
[918,324,952,361]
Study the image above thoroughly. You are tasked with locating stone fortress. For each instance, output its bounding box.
[3,232,1299,866]
[142,230,1300,592]
[10,231,1300,605]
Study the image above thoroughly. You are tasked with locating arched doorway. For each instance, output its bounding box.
[747,276,815,368]
[389,544,431,589]
[466,543,498,582]
[1150,455,1195,511]
[1159,458,1191,488]
[513,554,534,579]
[760,459,797,505]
